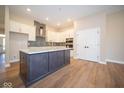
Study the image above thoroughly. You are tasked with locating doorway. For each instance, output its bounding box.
[76,28,100,62]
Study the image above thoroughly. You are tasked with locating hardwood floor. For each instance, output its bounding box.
[0,59,124,88]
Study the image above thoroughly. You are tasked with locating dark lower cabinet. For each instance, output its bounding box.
[49,51,64,72]
[64,50,70,65]
[20,52,28,83]
[29,53,49,81]
[20,49,70,86]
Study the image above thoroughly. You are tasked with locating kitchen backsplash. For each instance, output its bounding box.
[46,42,66,46]
[28,37,46,47]
[28,37,66,47]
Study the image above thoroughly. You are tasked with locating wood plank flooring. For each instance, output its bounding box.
[0,59,124,88]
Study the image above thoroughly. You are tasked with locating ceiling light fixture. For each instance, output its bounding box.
[57,23,60,26]
[27,8,31,12]
[46,17,49,21]
[67,18,72,22]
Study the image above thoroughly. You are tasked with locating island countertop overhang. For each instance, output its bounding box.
[20,47,72,54]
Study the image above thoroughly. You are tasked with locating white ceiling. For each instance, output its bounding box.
[9,5,124,29]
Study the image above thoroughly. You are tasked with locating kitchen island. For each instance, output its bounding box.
[20,47,71,86]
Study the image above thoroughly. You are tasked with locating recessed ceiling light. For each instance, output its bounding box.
[57,23,60,26]
[27,8,31,12]
[67,18,72,22]
[46,17,49,21]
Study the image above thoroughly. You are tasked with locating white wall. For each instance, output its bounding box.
[5,6,10,67]
[46,25,74,42]
[59,26,74,38]
[9,32,28,62]
[106,10,124,63]
[9,12,34,63]
[74,10,124,64]
[74,13,107,63]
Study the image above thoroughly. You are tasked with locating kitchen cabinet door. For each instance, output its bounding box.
[49,51,58,72]
[10,20,21,33]
[10,20,36,41]
[57,51,64,67]
[49,51,64,72]
[29,53,49,81]
[28,26,36,41]
[20,23,29,34]
[64,50,70,65]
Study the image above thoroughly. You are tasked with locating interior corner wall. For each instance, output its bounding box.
[9,32,28,62]
[0,5,5,34]
[106,10,124,63]
[5,6,10,67]
[0,37,3,53]
[74,13,107,63]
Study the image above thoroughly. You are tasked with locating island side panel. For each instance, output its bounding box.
[20,52,29,84]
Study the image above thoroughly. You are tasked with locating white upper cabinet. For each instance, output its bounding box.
[27,26,36,41]
[46,26,74,42]
[10,20,36,41]
[10,20,21,33]
[46,30,58,42]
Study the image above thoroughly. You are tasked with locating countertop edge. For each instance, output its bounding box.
[20,48,72,54]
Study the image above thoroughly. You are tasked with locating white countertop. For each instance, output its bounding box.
[20,46,72,54]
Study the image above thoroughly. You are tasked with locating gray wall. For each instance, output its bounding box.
[106,10,124,62]
[0,37,3,53]
[0,6,5,34]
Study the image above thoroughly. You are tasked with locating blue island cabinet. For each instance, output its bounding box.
[20,49,70,87]
[49,51,65,72]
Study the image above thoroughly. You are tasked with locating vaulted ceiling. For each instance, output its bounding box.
[9,5,124,29]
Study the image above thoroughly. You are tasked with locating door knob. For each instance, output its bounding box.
[87,46,89,48]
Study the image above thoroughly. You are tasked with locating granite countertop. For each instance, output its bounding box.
[20,46,72,54]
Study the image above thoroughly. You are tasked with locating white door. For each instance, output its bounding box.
[76,31,87,59]
[76,28,100,62]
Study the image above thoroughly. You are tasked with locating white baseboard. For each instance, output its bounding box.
[5,63,10,68]
[5,59,19,68]
[9,59,19,63]
[105,59,124,64]
[99,61,107,64]
[73,56,106,64]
